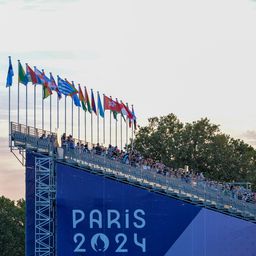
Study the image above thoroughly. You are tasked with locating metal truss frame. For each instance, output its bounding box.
[35,157,56,256]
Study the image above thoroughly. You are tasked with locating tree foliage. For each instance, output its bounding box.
[133,114,256,190]
[0,196,25,256]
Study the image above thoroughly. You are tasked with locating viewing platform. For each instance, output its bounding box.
[9,122,256,223]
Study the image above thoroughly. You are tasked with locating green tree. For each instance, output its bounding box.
[0,196,25,256]
[133,114,256,190]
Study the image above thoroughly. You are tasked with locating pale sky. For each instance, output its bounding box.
[1,0,256,200]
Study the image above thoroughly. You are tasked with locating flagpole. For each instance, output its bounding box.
[131,122,134,151]
[97,111,99,144]
[72,97,74,136]
[91,111,93,145]
[126,116,128,148]
[26,84,28,129]
[131,104,134,151]
[110,96,112,146]
[50,94,52,132]
[84,87,87,142]
[57,97,59,129]
[8,68,11,147]
[34,84,36,128]
[42,69,45,130]
[84,109,87,143]
[25,63,29,129]
[65,96,67,134]
[115,98,118,147]
[97,91,99,144]
[120,114,123,150]
[78,84,81,141]
[110,110,112,146]
[42,86,44,130]
[17,82,19,123]
[115,116,117,147]
[78,103,80,141]
[17,60,20,125]
[103,94,105,145]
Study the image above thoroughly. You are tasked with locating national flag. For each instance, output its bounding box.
[112,98,119,121]
[71,81,81,107]
[120,101,133,120]
[26,64,37,84]
[57,76,77,96]
[50,73,62,99]
[34,67,44,85]
[18,61,28,86]
[41,70,52,99]
[43,85,52,99]
[113,111,118,120]
[6,56,14,87]
[97,92,104,118]
[91,89,97,114]
[78,85,87,111]
[132,105,137,130]
[84,87,92,113]
[104,95,121,112]
[116,98,125,121]
[127,103,132,128]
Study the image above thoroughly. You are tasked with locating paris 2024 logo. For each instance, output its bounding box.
[72,209,146,254]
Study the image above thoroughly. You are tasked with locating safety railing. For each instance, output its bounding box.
[10,122,256,221]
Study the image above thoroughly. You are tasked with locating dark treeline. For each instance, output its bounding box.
[0,196,25,256]
[133,113,256,190]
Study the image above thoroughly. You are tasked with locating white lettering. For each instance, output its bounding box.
[72,210,85,229]
[107,210,121,228]
[133,209,145,228]
[90,210,102,228]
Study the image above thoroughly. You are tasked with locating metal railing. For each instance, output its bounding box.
[10,122,256,221]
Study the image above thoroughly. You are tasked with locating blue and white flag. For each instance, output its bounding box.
[6,56,14,87]
[57,76,76,96]
[97,91,104,118]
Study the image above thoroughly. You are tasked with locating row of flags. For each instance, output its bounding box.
[6,56,137,129]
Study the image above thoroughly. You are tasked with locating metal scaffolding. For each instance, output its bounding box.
[35,157,55,256]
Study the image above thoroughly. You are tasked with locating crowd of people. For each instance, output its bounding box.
[45,132,256,204]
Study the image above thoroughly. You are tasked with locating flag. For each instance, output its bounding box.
[18,61,28,86]
[57,76,77,96]
[113,111,118,120]
[6,56,14,87]
[120,101,133,120]
[84,87,92,113]
[116,98,126,121]
[78,85,87,111]
[97,92,104,118]
[91,89,97,114]
[112,98,119,121]
[73,93,81,107]
[132,105,137,130]
[26,64,37,84]
[71,81,81,107]
[41,70,52,99]
[43,85,52,99]
[50,73,62,99]
[104,95,121,112]
[34,67,44,85]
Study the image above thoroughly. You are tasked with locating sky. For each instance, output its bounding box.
[1,0,256,200]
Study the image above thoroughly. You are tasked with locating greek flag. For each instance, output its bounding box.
[57,76,76,96]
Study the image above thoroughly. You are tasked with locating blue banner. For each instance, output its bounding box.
[25,154,256,256]
[55,163,256,255]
